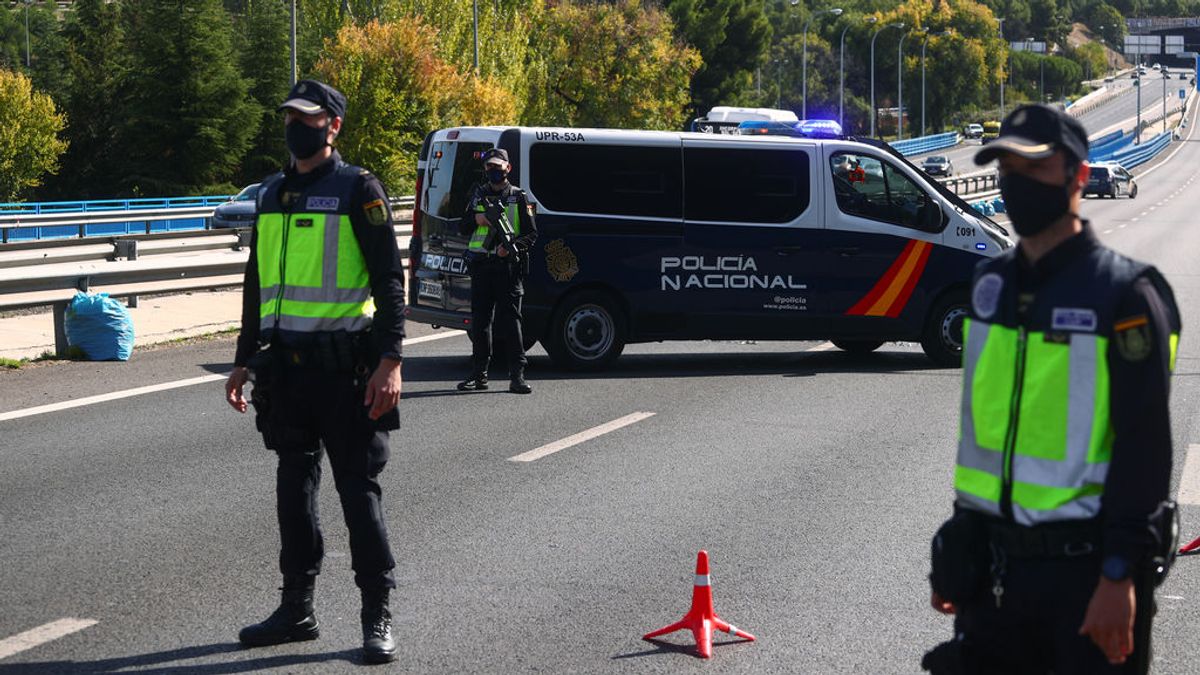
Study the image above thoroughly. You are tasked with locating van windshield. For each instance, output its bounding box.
[425,140,491,219]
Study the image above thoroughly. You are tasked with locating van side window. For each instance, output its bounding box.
[684,147,811,223]
[529,143,682,218]
[830,153,932,230]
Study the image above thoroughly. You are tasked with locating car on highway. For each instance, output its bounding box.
[980,121,1001,144]
[209,183,260,229]
[408,126,1014,370]
[920,155,954,177]
[1085,163,1138,199]
[964,123,984,139]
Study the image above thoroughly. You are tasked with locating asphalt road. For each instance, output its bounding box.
[1078,74,1187,137]
[2,121,1200,673]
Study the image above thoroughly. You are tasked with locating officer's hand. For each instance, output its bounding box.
[497,244,510,258]
[1079,577,1136,665]
[225,367,249,413]
[475,213,489,227]
[930,591,957,615]
[364,357,402,420]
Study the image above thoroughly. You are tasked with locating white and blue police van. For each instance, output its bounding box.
[407,126,1013,370]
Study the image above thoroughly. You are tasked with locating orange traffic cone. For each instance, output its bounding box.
[642,550,756,658]
[1180,535,1200,555]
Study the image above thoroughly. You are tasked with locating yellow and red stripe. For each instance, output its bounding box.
[845,240,933,318]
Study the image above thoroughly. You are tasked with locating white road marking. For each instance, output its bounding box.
[0,618,97,661]
[508,412,656,462]
[0,332,463,422]
[806,342,838,352]
[1132,217,1140,222]
[1176,445,1200,506]
[1119,224,1127,229]
[1103,229,1114,234]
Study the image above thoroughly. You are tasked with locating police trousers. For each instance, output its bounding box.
[263,364,397,592]
[944,555,1155,674]
[469,256,526,374]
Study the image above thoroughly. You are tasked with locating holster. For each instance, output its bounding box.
[921,638,967,675]
[929,508,990,605]
[1148,499,1179,587]
[246,347,278,447]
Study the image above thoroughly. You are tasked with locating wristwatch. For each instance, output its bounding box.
[1101,555,1132,581]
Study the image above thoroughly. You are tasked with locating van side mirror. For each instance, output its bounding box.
[920,202,945,232]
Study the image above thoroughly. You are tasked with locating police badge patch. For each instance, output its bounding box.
[363,199,388,226]
[545,239,579,282]
[1114,315,1152,362]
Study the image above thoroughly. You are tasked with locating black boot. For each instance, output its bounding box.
[457,372,489,391]
[238,581,319,647]
[361,590,397,664]
[509,371,532,394]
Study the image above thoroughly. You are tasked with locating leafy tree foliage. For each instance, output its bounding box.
[668,0,771,116]
[231,0,293,184]
[0,68,67,201]
[116,0,257,195]
[1087,4,1126,46]
[525,0,700,129]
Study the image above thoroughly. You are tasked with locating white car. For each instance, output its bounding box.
[964,124,984,139]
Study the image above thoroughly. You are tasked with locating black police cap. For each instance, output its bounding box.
[278,79,347,120]
[481,148,509,165]
[974,104,1089,166]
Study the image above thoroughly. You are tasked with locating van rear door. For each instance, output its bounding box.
[414,131,498,320]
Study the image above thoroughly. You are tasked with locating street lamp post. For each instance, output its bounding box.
[473,0,479,74]
[798,5,844,119]
[921,30,950,138]
[25,0,32,69]
[843,17,878,131]
[870,22,904,138]
[289,0,297,85]
[997,18,1006,117]
[898,28,925,140]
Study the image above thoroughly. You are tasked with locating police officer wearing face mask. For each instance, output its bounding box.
[223,79,405,664]
[921,104,1182,675]
[456,148,538,394]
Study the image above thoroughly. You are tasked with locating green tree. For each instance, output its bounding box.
[0,3,69,101]
[312,18,516,194]
[668,0,772,116]
[232,0,293,183]
[0,68,67,201]
[526,0,701,129]
[1087,4,1126,47]
[117,0,257,196]
[1070,41,1106,81]
[51,0,128,199]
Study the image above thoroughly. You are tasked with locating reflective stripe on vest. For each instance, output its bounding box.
[467,200,521,253]
[955,318,1112,526]
[256,211,372,333]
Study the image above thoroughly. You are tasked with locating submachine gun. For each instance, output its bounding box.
[481,196,530,276]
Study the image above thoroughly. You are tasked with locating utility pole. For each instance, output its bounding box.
[473,0,479,74]
[871,22,904,138]
[800,6,843,119]
[290,0,297,85]
[843,17,877,131]
[25,0,31,69]
[997,18,1006,117]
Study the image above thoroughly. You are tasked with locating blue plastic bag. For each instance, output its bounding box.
[64,292,135,361]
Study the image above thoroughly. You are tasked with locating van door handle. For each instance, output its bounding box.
[774,246,805,256]
[831,246,861,257]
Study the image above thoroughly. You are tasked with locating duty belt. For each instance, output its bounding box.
[274,331,372,374]
[987,518,1102,559]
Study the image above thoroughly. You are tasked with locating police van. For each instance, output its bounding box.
[407,126,1013,369]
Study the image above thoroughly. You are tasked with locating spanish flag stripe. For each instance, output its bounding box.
[1114,315,1149,332]
[865,241,930,316]
[883,241,933,318]
[846,240,919,315]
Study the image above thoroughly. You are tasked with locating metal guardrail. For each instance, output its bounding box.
[891,132,960,157]
[940,171,998,195]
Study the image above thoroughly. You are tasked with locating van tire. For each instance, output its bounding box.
[545,291,626,370]
[831,339,884,354]
[921,291,969,368]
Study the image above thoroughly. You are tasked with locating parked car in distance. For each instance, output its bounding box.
[964,123,984,139]
[920,155,954,177]
[210,183,261,229]
[1085,163,1138,199]
[1103,76,1115,83]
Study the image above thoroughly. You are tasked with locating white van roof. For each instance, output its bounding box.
[703,106,799,124]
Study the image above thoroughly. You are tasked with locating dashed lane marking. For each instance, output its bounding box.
[0,618,98,661]
[0,332,464,422]
[1103,229,1114,234]
[508,412,656,462]
[1176,445,1200,506]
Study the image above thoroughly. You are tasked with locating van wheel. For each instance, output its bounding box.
[921,292,969,368]
[831,339,884,354]
[545,291,626,370]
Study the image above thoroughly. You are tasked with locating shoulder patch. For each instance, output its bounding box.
[1114,314,1152,362]
[363,198,388,226]
[972,273,1003,320]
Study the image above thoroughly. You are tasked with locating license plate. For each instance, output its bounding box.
[418,280,443,301]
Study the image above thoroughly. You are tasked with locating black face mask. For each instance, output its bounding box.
[486,167,507,184]
[285,119,329,160]
[999,171,1073,237]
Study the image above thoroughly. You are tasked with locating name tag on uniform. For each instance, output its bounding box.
[1051,307,1097,332]
[306,196,340,211]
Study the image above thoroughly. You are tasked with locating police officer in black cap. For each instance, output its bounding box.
[456,147,538,394]
[224,79,404,664]
[923,104,1181,674]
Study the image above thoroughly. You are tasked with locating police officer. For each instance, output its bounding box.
[923,104,1181,674]
[223,80,405,664]
[456,148,538,394]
